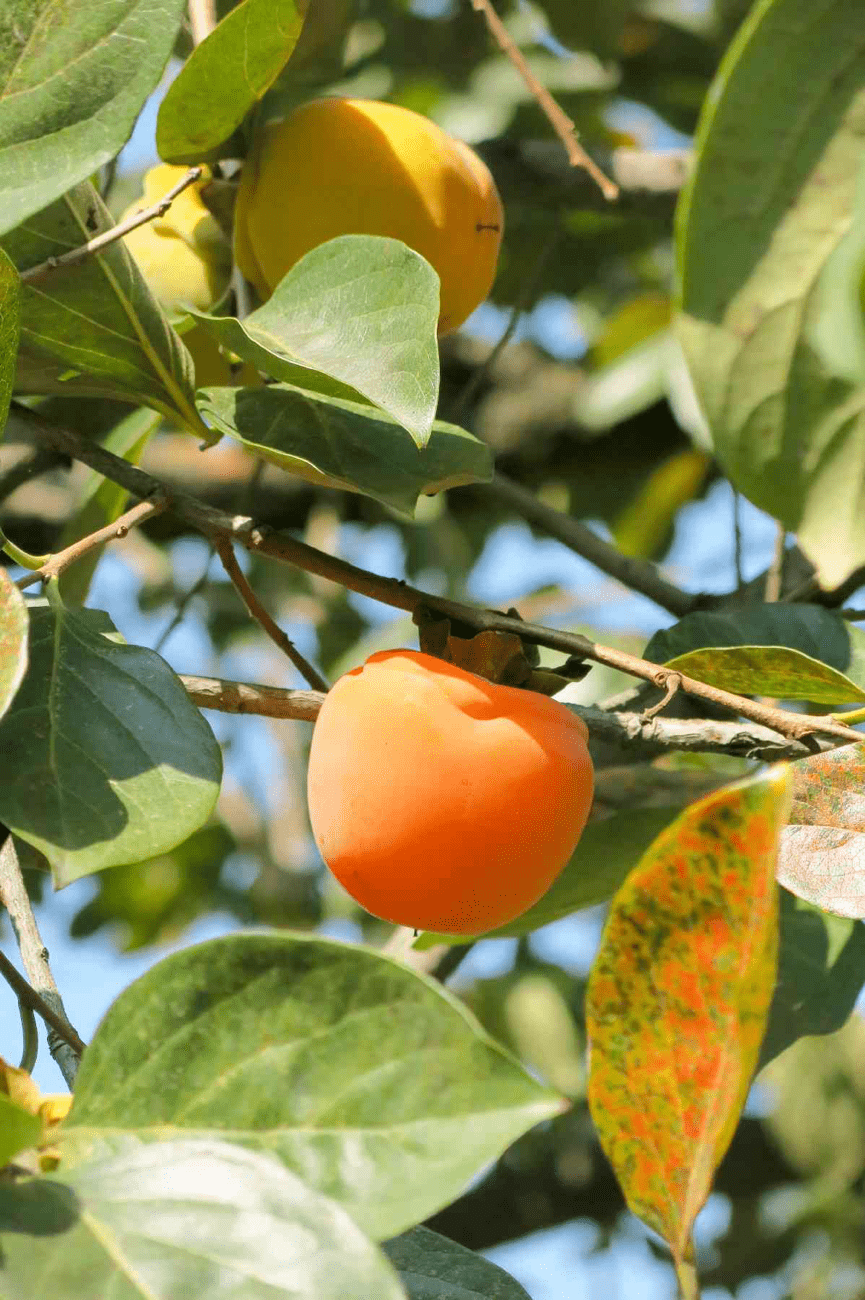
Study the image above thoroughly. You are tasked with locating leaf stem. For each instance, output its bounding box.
[18,402,865,749]
[675,1256,701,1300]
[0,838,85,1085]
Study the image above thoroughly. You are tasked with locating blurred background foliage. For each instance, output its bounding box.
[3,0,863,1295]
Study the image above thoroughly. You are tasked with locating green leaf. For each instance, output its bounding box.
[586,767,791,1265]
[383,1225,531,1300]
[759,890,865,1068]
[57,408,161,606]
[197,384,492,518]
[0,566,27,721]
[644,603,865,703]
[0,0,187,237]
[157,0,304,164]
[0,603,222,885]
[807,154,865,387]
[777,740,865,917]
[676,0,865,587]
[0,246,19,435]
[0,1137,407,1300]
[196,236,441,446]
[0,1093,43,1168]
[1,184,203,434]
[0,1179,79,1236]
[65,933,561,1241]
[415,807,680,948]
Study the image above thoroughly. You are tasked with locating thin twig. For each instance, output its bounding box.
[468,0,618,200]
[179,674,825,761]
[488,472,703,618]
[454,230,563,417]
[19,168,204,286]
[765,523,786,603]
[181,674,323,720]
[15,497,167,590]
[188,0,217,45]
[0,838,84,1085]
[155,546,214,652]
[213,535,329,692]
[18,404,864,748]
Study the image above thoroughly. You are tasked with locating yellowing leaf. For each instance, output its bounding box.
[586,766,791,1267]
[778,741,865,917]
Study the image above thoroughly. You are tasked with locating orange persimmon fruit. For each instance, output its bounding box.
[307,650,594,935]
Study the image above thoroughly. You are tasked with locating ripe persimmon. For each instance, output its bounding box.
[306,650,594,935]
[233,97,504,334]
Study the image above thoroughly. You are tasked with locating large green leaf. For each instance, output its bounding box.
[759,890,865,1068]
[0,566,27,721]
[196,236,441,446]
[65,933,560,1242]
[644,603,865,703]
[1,184,202,433]
[415,807,680,948]
[198,384,492,518]
[0,1137,407,1300]
[0,601,222,885]
[676,0,865,587]
[157,0,304,164]
[0,246,18,435]
[383,1225,531,1300]
[0,0,186,236]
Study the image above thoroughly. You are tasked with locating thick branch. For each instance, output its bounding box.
[488,472,703,618]
[19,404,863,748]
[0,838,84,1085]
[180,675,817,760]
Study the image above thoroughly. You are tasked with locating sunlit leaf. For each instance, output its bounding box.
[0,602,222,885]
[197,383,491,518]
[1,184,201,432]
[65,933,561,1242]
[0,246,19,435]
[0,1137,407,1299]
[586,766,791,1264]
[0,1092,43,1168]
[157,0,304,164]
[0,566,27,721]
[777,741,865,916]
[195,235,440,446]
[0,0,186,235]
[676,0,865,587]
[646,604,865,703]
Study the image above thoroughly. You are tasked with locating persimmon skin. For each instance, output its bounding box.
[307,650,594,935]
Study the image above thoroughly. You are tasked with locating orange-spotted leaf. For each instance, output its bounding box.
[777,741,865,917]
[586,765,791,1266]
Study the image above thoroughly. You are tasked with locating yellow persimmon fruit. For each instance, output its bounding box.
[121,164,232,316]
[234,97,504,334]
[307,650,594,935]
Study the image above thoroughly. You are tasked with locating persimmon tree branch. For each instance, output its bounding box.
[15,496,167,590]
[468,0,618,200]
[0,837,84,1086]
[188,0,217,45]
[179,674,820,760]
[488,472,705,618]
[17,404,863,748]
[212,535,329,691]
[19,167,204,286]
